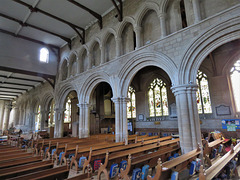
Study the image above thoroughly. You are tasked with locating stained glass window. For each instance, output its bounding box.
[127,86,136,118]
[64,97,71,123]
[148,78,169,117]
[35,105,41,131]
[196,70,212,114]
[230,59,240,112]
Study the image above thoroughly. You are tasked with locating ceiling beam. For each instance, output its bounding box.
[67,0,103,29]
[0,94,18,97]
[12,0,85,44]
[0,66,55,80]
[0,28,59,50]
[0,90,22,95]
[1,82,35,88]
[0,98,14,100]
[0,75,42,83]
[111,0,123,22]
[0,86,27,91]
[0,13,72,47]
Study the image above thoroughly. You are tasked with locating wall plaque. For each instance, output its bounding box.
[216,105,231,116]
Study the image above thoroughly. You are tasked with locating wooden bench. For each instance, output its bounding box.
[118,145,180,179]
[0,160,53,179]
[147,146,201,180]
[0,152,33,162]
[7,165,69,180]
[0,156,42,169]
[97,138,180,179]
[199,143,240,180]
[203,138,224,166]
[72,136,173,172]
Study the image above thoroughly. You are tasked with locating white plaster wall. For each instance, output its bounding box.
[0,35,58,75]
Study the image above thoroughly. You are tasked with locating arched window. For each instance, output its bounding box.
[148,78,168,117]
[48,100,55,127]
[196,70,212,114]
[64,97,71,123]
[35,105,41,131]
[39,47,49,63]
[230,59,240,112]
[127,86,136,119]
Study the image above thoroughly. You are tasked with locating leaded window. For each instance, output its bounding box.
[148,78,168,117]
[64,97,71,123]
[230,59,240,112]
[196,70,212,114]
[35,105,41,131]
[127,86,136,118]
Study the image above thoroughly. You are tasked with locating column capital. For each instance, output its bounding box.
[171,84,198,95]
[115,37,122,42]
[158,12,166,18]
[134,26,142,32]
[111,97,130,103]
[77,103,90,108]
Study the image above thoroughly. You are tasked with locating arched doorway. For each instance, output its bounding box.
[63,91,79,137]
[89,82,114,135]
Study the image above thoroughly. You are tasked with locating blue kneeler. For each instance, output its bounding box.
[119,160,127,173]
[132,168,141,180]
[141,165,149,180]
[79,156,87,168]
[109,163,118,178]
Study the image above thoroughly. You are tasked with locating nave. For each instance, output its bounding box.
[1,131,240,180]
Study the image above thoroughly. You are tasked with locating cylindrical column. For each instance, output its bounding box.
[77,104,84,138]
[134,26,142,49]
[122,98,130,144]
[112,98,120,142]
[2,101,11,131]
[77,59,81,74]
[172,84,201,153]
[54,108,64,138]
[84,104,90,138]
[40,110,47,130]
[159,13,167,38]
[192,0,201,23]
[100,46,105,64]
[115,38,122,57]
[12,107,19,126]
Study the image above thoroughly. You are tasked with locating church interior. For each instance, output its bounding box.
[0,0,240,179]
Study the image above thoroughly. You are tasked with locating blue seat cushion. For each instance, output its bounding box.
[119,160,127,173]
[59,152,64,161]
[78,156,87,168]
[141,165,149,180]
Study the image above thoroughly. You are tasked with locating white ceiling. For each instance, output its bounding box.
[0,0,116,47]
[0,0,118,101]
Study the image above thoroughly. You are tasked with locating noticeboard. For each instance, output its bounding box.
[222,119,240,131]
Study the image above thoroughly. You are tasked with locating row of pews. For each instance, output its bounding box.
[1,132,240,180]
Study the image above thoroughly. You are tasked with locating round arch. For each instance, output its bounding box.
[41,92,54,112]
[102,28,117,46]
[119,51,177,97]
[79,71,114,104]
[116,16,136,38]
[88,37,101,53]
[135,1,161,27]
[55,83,78,108]
[178,16,240,85]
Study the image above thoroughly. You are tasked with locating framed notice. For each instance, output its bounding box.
[222,119,240,131]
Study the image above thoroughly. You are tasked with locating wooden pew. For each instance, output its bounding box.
[97,138,180,179]
[73,136,173,172]
[203,138,224,166]
[199,143,240,180]
[147,146,201,180]
[0,152,33,162]
[118,145,180,180]
[0,156,42,169]
[0,160,53,179]
[7,165,69,180]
